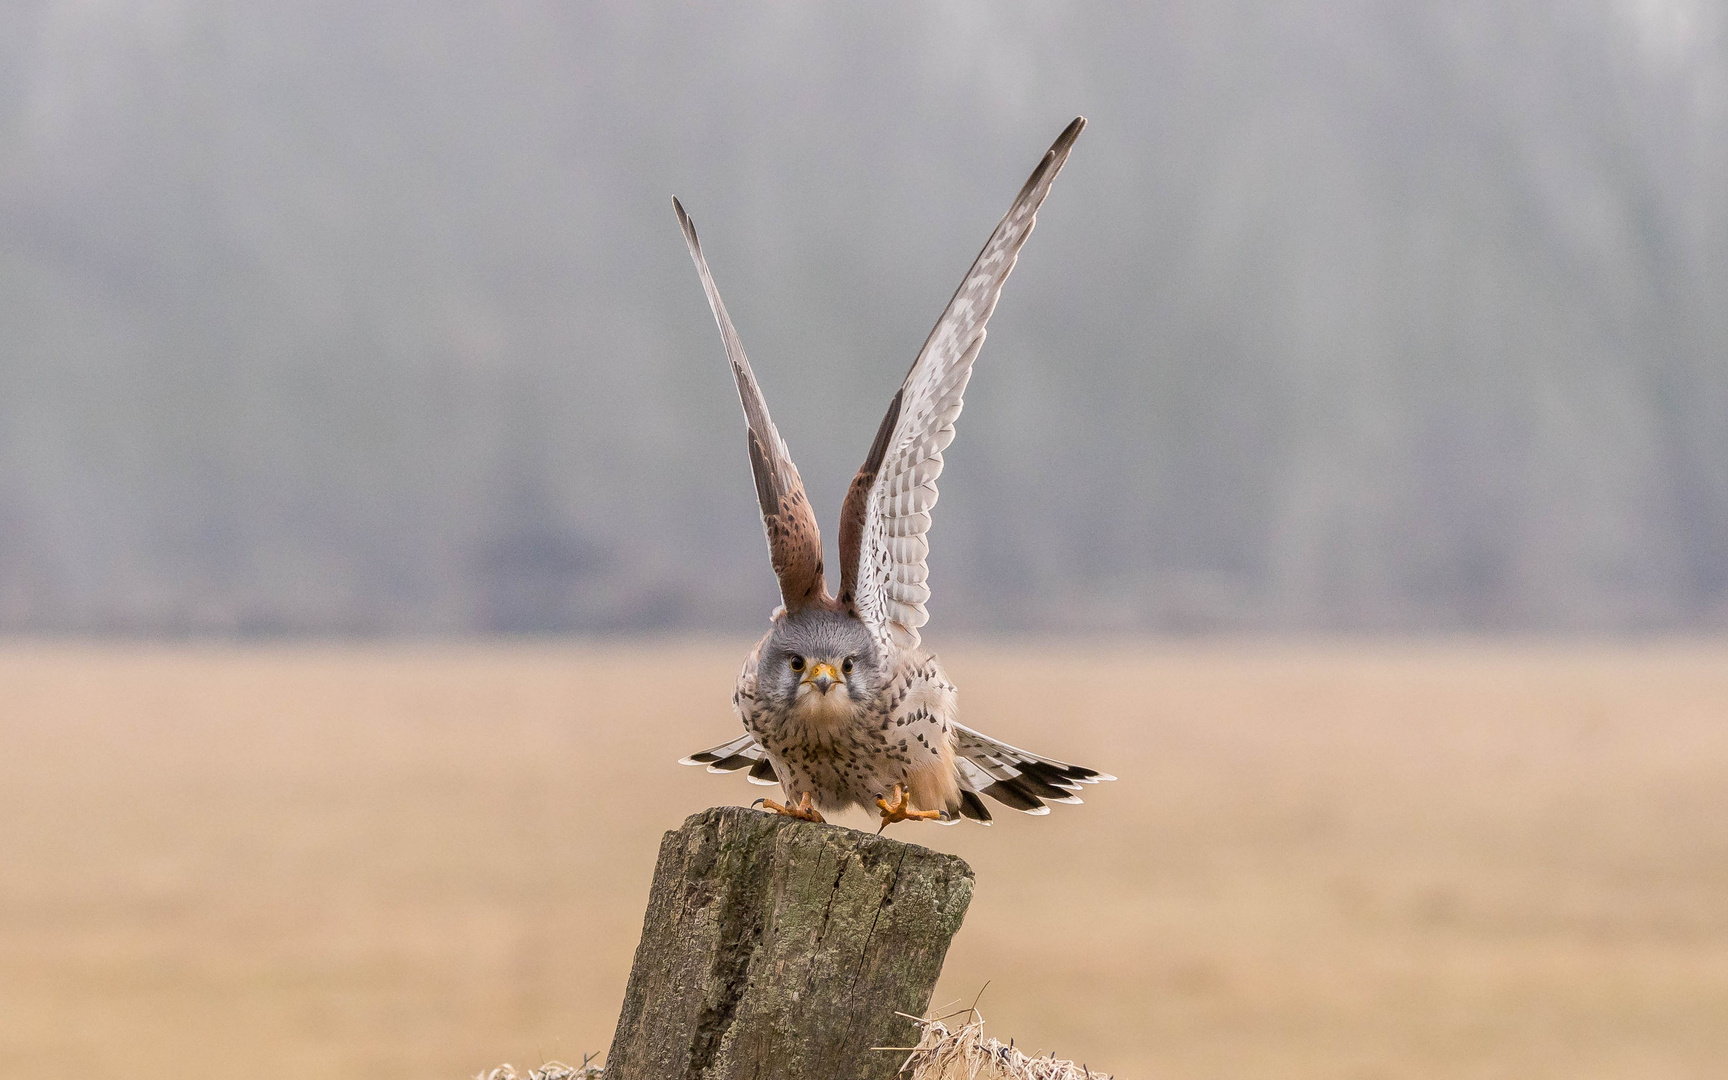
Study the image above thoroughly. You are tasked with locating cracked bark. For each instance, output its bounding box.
[603,806,974,1080]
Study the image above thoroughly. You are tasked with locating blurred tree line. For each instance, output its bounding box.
[0,1,1723,634]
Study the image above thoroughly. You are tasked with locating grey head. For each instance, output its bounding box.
[757,607,885,711]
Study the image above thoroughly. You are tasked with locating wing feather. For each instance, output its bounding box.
[674,198,829,613]
[840,118,1085,649]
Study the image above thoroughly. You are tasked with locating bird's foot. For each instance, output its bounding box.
[758,791,825,823]
[876,784,942,832]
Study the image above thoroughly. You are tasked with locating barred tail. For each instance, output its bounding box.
[951,722,1115,823]
[679,733,779,786]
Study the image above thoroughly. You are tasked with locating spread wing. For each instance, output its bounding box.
[840,118,1085,650]
[674,198,829,613]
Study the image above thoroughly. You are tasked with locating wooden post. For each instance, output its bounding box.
[604,805,974,1080]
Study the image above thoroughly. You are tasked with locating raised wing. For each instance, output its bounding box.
[840,118,1085,649]
[674,198,830,614]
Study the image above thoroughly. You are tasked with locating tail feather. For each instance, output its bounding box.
[679,733,765,769]
[747,757,779,785]
[952,722,1113,816]
[682,723,1112,825]
[957,788,994,824]
[982,778,1051,814]
[1001,767,1084,804]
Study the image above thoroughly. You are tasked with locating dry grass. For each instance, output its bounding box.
[2,639,1726,1080]
[475,1061,602,1080]
[900,1012,1112,1080]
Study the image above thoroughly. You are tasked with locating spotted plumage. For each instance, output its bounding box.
[675,118,1113,826]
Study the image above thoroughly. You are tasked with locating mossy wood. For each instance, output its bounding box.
[604,806,974,1080]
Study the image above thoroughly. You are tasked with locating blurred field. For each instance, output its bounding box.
[1,640,1725,1080]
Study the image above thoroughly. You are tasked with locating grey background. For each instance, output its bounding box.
[2,1,1724,635]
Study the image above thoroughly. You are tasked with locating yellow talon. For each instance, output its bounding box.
[761,792,825,823]
[876,783,942,832]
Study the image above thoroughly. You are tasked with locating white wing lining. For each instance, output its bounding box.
[851,118,1086,651]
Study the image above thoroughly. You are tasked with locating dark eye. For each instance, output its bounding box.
[841,657,854,675]
[789,656,805,671]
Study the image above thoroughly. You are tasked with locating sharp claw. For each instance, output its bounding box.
[800,793,826,824]
[760,792,825,823]
[876,783,937,830]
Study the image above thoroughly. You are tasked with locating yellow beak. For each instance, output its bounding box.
[802,662,841,694]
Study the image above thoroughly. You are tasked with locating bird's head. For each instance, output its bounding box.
[758,607,882,712]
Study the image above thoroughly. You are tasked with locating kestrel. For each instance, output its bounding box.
[676,117,1112,829]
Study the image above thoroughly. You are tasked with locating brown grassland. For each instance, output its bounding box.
[1,640,1725,1079]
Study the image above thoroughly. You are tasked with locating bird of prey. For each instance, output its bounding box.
[675,117,1112,830]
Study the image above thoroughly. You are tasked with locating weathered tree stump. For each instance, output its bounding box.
[604,805,974,1080]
